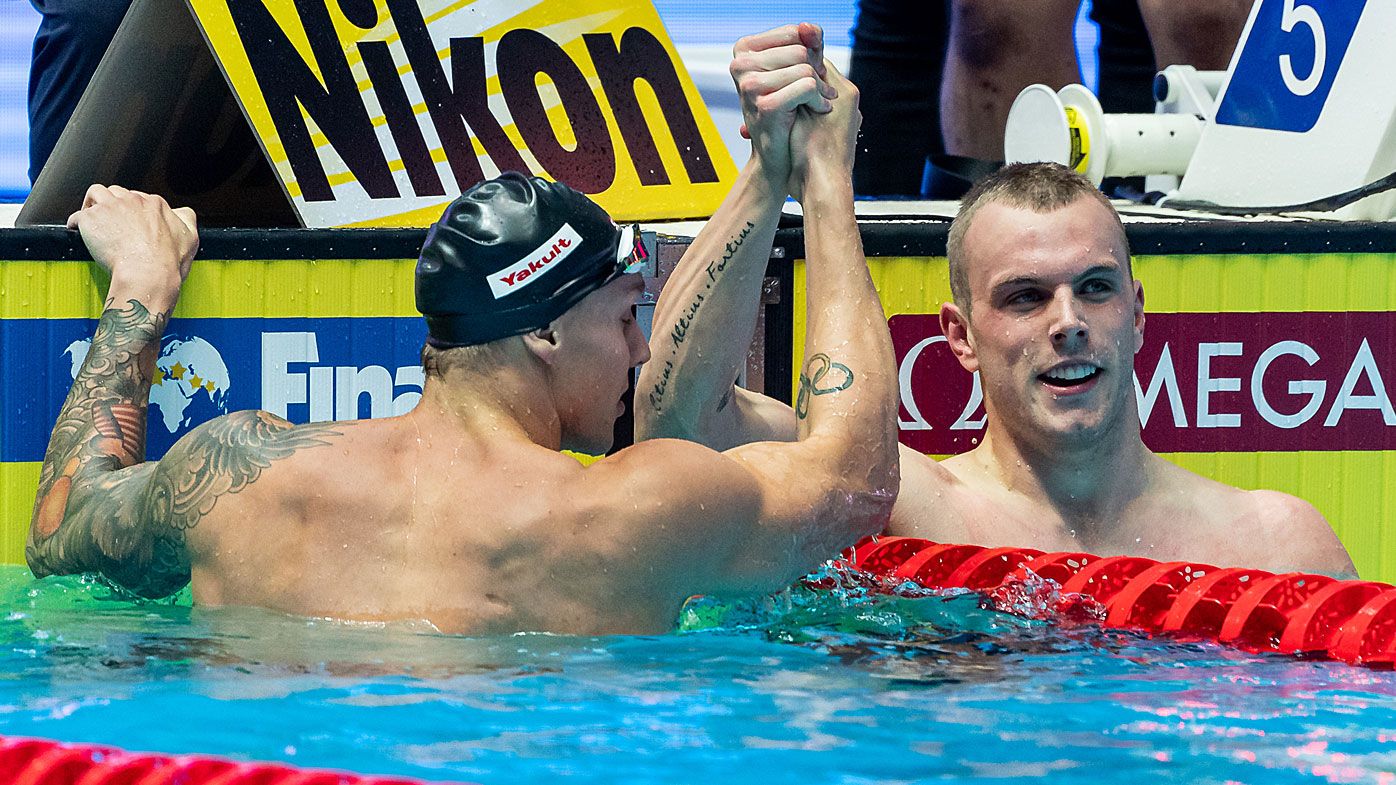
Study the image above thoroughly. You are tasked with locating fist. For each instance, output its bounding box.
[67,185,199,305]
[790,62,862,195]
[730,23,837,184]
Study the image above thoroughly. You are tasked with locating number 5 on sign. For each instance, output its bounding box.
[1217,0,1367,132]
[1279,0,1325,96]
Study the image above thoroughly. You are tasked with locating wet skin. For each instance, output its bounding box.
[941,197,1145,457]
[639,182,1358,577]
[32,78,903,633]
[895,197,1356,576]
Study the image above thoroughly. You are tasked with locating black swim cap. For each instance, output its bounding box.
[416,173,638,348]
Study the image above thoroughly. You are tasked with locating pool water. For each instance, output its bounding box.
[1,564,1394,784]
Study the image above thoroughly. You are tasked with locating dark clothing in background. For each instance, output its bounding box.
[848,0,949,197]
[848,0,1156,197]
[1090,0,1156,114]
[28,0,133,183]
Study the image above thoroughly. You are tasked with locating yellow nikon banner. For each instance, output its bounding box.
[187,0,737,226]
[792,250,1396,584]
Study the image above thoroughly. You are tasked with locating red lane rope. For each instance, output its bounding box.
[841,537,1396,667]
[0,736,467,785]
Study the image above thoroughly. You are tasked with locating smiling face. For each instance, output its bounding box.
[941,196,1145,448]
[546,274,651,454]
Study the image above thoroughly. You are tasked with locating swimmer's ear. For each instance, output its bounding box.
[522,325,560,365]
[940,301,979,373]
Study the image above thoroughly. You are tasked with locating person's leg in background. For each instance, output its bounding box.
[1136,0,1251,72]
[1091,0,1155,198]
[847,0,949,196]
[939,0,1080,160]
[28,0,134,182]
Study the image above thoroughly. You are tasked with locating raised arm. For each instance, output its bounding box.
[714,59,899,581]
[25,187,338,598]
[635,23,832,450]
[595,61,900,596]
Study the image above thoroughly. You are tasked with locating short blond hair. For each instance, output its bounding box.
[421,339,514,380]
[946,162,1130,314]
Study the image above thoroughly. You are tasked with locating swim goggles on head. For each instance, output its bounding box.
[615,223,650,276]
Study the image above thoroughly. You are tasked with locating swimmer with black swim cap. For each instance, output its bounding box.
[410,172,653,455]
[416,172,649,349]
[32,50,898,637]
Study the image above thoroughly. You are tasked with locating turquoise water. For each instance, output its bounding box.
[1,564,1394,784]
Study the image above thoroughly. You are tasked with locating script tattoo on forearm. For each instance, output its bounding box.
[647,221,756,414]
[27,300,340,597]
[795,353,855,420]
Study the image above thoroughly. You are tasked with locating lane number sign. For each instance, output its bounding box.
[1216,0,1368,132]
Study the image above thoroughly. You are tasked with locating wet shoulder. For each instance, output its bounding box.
[579,438,759,503]
[159,410,349,495]
[887,447,981,541]
[1158,459,1352,575]
[570,439,764,539]
[1155,458,1310,530]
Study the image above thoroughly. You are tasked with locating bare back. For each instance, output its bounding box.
[184,414,759,635]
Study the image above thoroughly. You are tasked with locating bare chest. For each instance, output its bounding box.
[888,472,1252,566]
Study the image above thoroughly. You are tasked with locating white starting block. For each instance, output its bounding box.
[1005,0,1396,220]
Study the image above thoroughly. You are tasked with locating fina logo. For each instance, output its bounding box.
[64,334,232,435]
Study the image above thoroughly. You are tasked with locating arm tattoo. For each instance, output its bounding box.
[27,300,340,597]
[32,301,166,547]
[647,221,755,415]
[795,354,854,420]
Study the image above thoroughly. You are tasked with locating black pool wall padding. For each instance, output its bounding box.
[5,219,1396,262]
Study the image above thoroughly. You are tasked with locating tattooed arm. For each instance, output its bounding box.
[695,63,901,583]
[24,186,319,598]
[27,187,196,592]
[586,62,900,598]
[635,23,833,449]
[773,60,898,492]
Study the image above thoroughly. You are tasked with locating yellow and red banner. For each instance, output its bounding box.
[187,0,737,226]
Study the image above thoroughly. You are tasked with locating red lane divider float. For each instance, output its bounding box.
[0,735,466,785]
[838,537,1396,667]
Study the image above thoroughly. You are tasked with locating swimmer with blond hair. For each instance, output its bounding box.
[639,24,1357,579]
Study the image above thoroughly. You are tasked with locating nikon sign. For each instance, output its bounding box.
[188,0,736,226]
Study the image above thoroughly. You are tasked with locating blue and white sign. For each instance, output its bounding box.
[1216,0,1368,133]
[0,317,428,463]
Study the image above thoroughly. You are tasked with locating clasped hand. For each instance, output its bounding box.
[730,23,862,200]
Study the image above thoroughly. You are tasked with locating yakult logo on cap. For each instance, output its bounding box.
[489,223,583,299]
